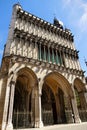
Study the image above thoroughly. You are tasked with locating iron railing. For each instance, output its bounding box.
[12,111,32,128]
[12,109,87,129]
[79,109,87,122]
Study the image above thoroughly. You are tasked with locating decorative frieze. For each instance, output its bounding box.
[15,6,74,44]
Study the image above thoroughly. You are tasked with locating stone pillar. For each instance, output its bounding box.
[38,86,43,127]
[59,49,63,65]
[39,43,41,60]
[74,57,78,69]
[69,55,72,69]
[6,81,15,130]
[47,46,50,63]
[71,54,74,69]
[35,41,38,59]
[56,49,58,64]
[71,84,81,123]
[73,57,76,69]
[64,53,68,67]
[43,45,46,61]
[62,51,66,66]
[52,47,54,64]
[34,85,43,128]
[1,76,13,130]
[77,60,81,70]
[55,94,61,123]
[31,88,35,127]
[34,88,39,128]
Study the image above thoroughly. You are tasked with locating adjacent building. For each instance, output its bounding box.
[0,3,87,130]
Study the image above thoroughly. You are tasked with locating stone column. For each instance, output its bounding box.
[72,57,76,69]
[55,49,58,65]
[64,53,68,67]
[71,84,81,123]
[34,88,39,128]
[62,51,66,66]
[77,60,81,70]
[71,54,74,69]
[47,46,50,63]
[69,55,72,69]
[43,45,46,61]
[31,88,35,127]
[38,86,43,127]
[74,57,78,69]
[34,85,43,128]
[52,47,54,64]
[55,94,61,123]
[6,81,16,130]
[59,49,63,65]
[1,75,13,130]
[39,43,41,60]
[34,41,38,59]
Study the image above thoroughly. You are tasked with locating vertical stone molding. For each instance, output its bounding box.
[1,76,13,130]
[34,88,39,128]
[34,82,43,128]
[39,43,41,60]
[38,86,43,128]
[1,85,10,130]
[31,88,35,127]
[6,81,15,130]
[71,84,81,123]
[48,46,50,63]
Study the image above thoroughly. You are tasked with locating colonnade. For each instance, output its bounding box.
[10,35,81,70]
[2,70,84,130]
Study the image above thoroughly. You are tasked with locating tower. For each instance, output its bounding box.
[0,4,87,130]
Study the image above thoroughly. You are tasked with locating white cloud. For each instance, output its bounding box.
[63,0,71,6]
[79,12,87,32]
[78,1,87,32]
[62,0,87,32]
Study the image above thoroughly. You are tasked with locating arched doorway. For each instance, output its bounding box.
[74,78,87,122]
[12,67,38,129]
[41,72,74,126]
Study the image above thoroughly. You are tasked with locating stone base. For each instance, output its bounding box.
[75,116,81,123]
[6,123,13,130]
[1,122,6,130]
[35,121,43,128]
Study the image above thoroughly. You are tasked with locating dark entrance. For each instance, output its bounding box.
[12,76,32,128]
[41,84,57,125]
[41,84,68,126]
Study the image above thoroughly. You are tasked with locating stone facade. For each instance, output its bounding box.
[0,3,87,130]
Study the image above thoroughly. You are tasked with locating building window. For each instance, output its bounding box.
[38,44,64,65]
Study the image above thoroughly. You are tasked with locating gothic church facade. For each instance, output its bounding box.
[0,4,87,130]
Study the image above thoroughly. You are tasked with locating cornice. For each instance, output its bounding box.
[13,27,78,57]
[15,5,74,42]
[3,55,84,77]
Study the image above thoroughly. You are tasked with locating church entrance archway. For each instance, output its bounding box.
[12,67,38,129]
[74,78,87,122]
[41,72,74,126]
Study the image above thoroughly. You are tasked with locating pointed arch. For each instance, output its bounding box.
[15,67,38,91]
[74,78,86,92]
[44,72,74,98]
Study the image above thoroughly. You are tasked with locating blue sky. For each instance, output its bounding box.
[0,0,87,75]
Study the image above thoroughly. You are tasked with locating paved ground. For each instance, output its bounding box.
[14,122,87,130]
